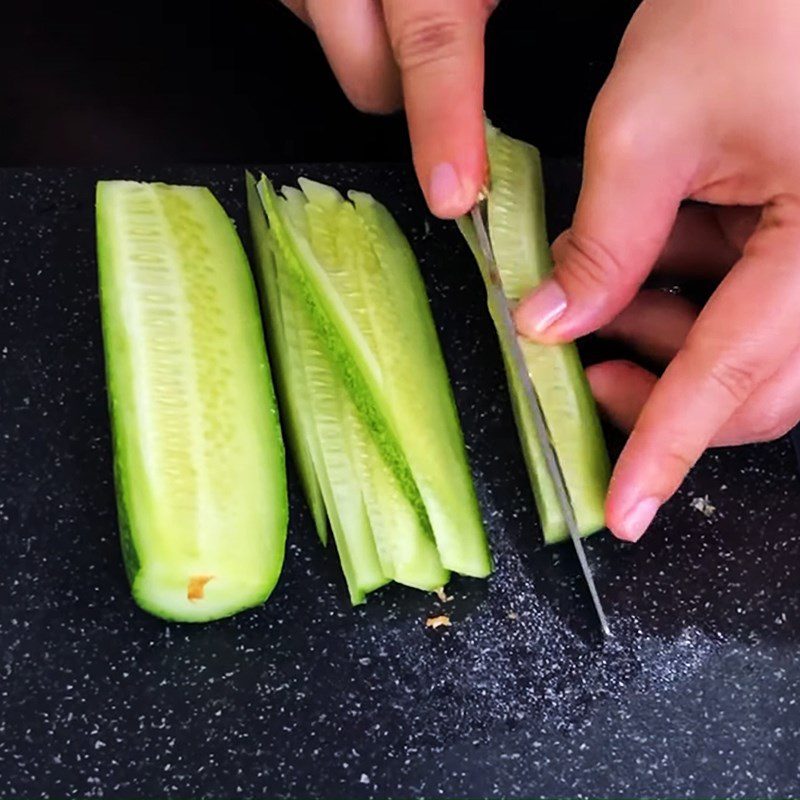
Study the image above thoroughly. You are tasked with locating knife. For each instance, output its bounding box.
[470,202,611,637]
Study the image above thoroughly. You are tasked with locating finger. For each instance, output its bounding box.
[713,344,800,447]
[655,204,761,279]
[278,0,312,26]
[306,0,401,114]
[588,349,800,449]
[383,0,492,218]
[515,72,698,343]
[606,196,800,542]
[587,360,658,433]
[598,289,699,363]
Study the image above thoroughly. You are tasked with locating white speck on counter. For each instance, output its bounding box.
[691,495,717,517]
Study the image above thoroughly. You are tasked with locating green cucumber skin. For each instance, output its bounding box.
[96,185,147,594]
[278,264,390,602]
[459,124,611,543]
[97,181,288,622]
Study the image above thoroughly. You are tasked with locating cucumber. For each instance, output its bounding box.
[249,173,384,601]
[246,174,328,544]
[247,172,488,602]
[96,180,287,621]
[280,268,389,603]
[458,123,610,543]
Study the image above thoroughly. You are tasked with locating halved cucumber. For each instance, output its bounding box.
[247,172,489,603]
[96,180,287,621]
[458,123,610,543]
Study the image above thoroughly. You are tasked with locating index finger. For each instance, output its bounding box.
[607,197,800,541]
[383,0,492,218]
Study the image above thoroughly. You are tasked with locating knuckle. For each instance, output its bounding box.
[559,229,626,293]
[705,356,761,406]
[586,92,648,165]
[343,84,400,115]
[586,107,640,162]
[738,401,796,443]
[391,13,463,72]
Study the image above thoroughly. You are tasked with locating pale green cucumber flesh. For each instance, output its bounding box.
[97,180,287,622]
[278,269,388,602]
[484,124,551,301]
[246,172,328,543]
[459,124,611,543]
[353,425,450,592]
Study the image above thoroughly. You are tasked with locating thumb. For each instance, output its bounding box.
[515,92,691,343]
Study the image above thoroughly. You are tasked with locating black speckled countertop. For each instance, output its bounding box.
[1,163,799,799]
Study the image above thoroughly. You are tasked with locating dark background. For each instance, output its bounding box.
[0,1,639,168]
[4,4,800,798]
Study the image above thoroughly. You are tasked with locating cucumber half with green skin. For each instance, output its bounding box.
[457,123,611,543]
[96,180,287,622]
[247,172,491,603]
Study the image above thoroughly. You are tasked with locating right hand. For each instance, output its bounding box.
[278,0,497,219]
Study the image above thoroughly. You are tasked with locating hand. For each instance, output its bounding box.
[514,0,800,542]
[278,0,495,218]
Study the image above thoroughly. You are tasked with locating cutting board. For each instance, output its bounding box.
[1,163,798,799]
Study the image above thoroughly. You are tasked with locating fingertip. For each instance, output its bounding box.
[308,0,401,118]
[585,359,656,434]
[590,361,662,543]
[421,125,487,218]
[516,234,647,343]
[513,280,569,341]
[606,490,661,543]
[343,81,402,115]
[585,361,615,398]
[426,161,480,219]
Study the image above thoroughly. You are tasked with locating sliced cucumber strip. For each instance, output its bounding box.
[246,173,328,543]
[248,172,488,602]
[458,123,610,543]
[96,180,287,621]
[299,181,452,588]
[279,269,388,603]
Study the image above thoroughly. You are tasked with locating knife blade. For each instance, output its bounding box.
[470,203,611,637]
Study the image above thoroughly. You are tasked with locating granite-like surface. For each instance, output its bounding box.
[0,164,798,799]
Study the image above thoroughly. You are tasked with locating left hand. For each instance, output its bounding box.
[585,205,796,455]
[514,0,800,543]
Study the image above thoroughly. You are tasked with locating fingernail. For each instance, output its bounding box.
[515,279,568,336]
[619,496,661,543]
[429,162,466,218]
